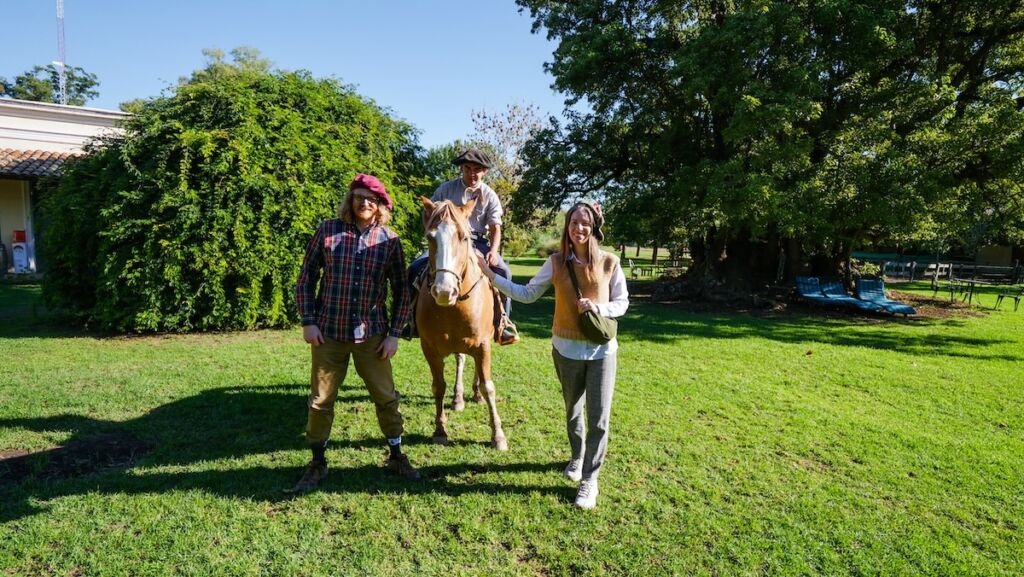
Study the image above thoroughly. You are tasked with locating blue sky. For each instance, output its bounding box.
[5,1,565,148]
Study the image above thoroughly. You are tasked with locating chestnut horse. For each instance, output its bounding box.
[417,197,508,450]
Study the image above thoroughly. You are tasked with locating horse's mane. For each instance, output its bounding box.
[426,201,470,240]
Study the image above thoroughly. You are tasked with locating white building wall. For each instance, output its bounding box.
[0,99,126,273]
[0,99,125,152]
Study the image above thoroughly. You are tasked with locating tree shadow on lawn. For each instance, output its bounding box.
[0,284,95,340]
[0,385,568,522]
[0,309,94,340]
[6,282,1014,363]
[631,310,1020,361]
[511,296,1020,362]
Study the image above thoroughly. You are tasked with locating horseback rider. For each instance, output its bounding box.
[406,148,519,345]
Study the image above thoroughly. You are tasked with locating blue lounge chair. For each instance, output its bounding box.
[796,276,831,305]
[821,281,883,312]
[856,279,917,317]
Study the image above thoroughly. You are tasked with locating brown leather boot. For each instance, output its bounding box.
[284,460,327,494]
[385,453,421,481]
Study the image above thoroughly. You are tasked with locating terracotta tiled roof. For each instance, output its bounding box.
[0,148,79,178]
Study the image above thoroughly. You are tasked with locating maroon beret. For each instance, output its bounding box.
[349,173,392,210]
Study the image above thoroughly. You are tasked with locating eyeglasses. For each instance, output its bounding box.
[353,194,379,205]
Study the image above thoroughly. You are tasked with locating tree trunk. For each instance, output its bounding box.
[652,243,659,264]
[682,228,781,293]
[784,238,802,281]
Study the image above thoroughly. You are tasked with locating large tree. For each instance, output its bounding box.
[0,63,99,106]
[515,0,1024,288]
[39,49,424,332]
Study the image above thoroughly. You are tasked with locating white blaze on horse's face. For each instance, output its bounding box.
[430,221,461,306]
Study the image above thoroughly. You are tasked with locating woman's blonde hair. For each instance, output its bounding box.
[559,204,600,273]
[338,190,392,226]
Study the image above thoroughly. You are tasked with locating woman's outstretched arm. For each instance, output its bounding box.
[477,253,553,304]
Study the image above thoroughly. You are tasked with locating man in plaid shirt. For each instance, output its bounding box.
[287,173,420,494]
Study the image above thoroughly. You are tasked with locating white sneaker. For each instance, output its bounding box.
[564,459,583,482]
[574,479,598,509]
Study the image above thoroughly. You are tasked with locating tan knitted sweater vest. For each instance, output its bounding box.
[550,251,619,341]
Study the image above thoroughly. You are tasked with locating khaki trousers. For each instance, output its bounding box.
[305,333,404,443]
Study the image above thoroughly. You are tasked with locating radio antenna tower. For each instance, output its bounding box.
[56,0,67,105]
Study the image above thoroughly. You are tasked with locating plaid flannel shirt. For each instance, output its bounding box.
[296,219,411,342]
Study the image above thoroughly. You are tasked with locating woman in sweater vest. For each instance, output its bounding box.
[476,201,629,509]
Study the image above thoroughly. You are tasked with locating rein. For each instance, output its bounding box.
[457,275,486,302]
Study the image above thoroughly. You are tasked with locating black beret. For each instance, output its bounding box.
[451,148,494,169]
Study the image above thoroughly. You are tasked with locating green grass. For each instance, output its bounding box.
[1,269,1022,576]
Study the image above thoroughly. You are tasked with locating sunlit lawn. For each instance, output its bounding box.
[1,269,1021,576]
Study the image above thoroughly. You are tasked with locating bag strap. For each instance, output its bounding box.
[566,257,584,300]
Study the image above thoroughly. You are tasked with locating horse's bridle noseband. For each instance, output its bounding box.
[427,238,486,302]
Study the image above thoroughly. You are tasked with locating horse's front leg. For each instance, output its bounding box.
[452,353,466,411]
[423,350,450,445]
[473,347,508,451]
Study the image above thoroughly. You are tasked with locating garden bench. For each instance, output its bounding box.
[627,258,656,279]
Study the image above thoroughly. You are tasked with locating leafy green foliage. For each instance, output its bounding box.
[515,1,1024,283]
[39,51,423,332]
[0,64,99,105]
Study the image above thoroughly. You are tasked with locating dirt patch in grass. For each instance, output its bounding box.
[0,430,154,485]
[885,290,985,319]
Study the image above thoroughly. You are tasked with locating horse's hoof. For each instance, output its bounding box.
[452,399,465,412]
[473,395,485,404]
[493,437,509,451]
[432,436,449,446]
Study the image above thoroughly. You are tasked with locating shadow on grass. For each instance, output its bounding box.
[507,284,1019,361]
[0,384,568,521]
[0,284,103,339]
[5,281,1016,362]
[622,308,1019,361]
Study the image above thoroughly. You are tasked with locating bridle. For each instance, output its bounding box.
[426,209,487,302]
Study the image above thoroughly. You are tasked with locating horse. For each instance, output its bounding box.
[416,196,508,450]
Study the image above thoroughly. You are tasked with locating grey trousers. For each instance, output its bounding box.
[551,348,617,480]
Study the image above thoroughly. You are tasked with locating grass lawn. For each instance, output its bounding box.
[1,268,1022,576]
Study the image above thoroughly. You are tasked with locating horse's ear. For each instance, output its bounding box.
[459,196,478,220]
[421,196,435,228]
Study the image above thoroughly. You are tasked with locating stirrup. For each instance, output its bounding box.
[497,316,519,345]
[402,271,427,340]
